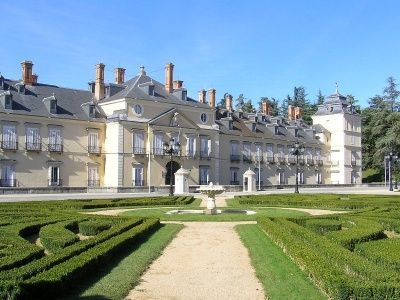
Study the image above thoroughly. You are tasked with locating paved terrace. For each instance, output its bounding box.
[0,186,394,202]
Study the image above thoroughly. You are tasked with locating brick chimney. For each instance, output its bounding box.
[165,63,174,93]
[114,67,125,84]
[208,88,216,108]
[173,80,183,89]
[288,105,295,120]
[225,93,233,112]
[198,89,206,103]
[294,106,302,120]
[262,101,270,115]
[21,60,34,85]
[94,63,105,101]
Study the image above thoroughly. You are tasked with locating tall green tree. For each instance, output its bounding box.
[235,94,245,110]
[346,94,361,114]
[383,76,400,112]
[258,97,279,116]
[279,95,292,117]
[316,89,325,105]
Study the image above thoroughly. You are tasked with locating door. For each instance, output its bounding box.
[88,166,99,186]
[48,166,60,186]
[133,165,144,186]
[1,165,15,186]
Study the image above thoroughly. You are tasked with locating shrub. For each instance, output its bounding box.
[78,220,112,236]
[304,218,342,234]
[39,221,80,253]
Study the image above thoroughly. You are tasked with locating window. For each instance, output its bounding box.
[266,144,274,161]
[2,124,17,150]
[186,135,196,157]
[228,120,234,130]
[316,172,322,184]
[26,127,41,151]
[133,131,145,154]
[48,166,61,186]
[274,126,279,135]
[230,168,239,185]
[5,96,12,109]
[230,141,240,162]
[200,113,207,123]
[252,123,257,132]
[297,171,304,184]
[50,100,57,114]
[1,165,15,187]
[295,128,299,137]
[255,143,262,162]
[199,166,209,185]
[200,136,211,158]
[277,144,285,159]
[351,171,357,184]
[89,105,96,118]
[277,171,285,185]
[351,151,357,166]
[88,132,99,153]
[133,104,143,116]
[48,127,62,152]
[88,166,99,187]
[133,164,144,186]
[152,132,164,155]
[243,142,251,162]
[182,90,187,101]
[149,85,155,96]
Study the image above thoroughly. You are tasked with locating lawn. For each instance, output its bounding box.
[236,224,326,300]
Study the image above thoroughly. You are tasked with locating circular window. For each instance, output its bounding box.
[133,104,143,116]
[200,113,207,123]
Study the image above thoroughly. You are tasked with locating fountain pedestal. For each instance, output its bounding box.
[197,182,225,215]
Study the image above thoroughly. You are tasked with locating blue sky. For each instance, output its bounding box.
[1,0,399,108]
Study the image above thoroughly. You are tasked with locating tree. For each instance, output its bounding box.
[316,89,325,105]
[235,94,245,110]
[217,96,226,109]
[383,76,400,112]
[235,94,255,113]
[279,95,292,117]
[257,97,279,116]
[346,94,361,114]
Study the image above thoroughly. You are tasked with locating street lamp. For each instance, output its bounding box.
[163,138,181,196]
[385,152,398,191]
[290,141,305,194]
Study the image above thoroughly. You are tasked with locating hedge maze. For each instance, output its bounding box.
[235,194,400,299]
[0,196,194,299]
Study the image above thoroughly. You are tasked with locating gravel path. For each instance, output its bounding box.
[125,222,265,300]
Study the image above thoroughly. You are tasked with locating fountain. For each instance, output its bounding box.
[197,182,225,215]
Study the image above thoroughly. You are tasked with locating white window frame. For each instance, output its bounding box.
[133,164,144,186]
[133,131,145,154]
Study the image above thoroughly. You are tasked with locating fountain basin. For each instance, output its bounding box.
[165,209,257,215]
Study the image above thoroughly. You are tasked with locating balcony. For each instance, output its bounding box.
[48,143,63,153]
[26,142,41,151]
[298,157,305,165]
[200,151,211,160]
[186,152,196,158]
[151,147,164,155]
[351,159,357,166]
[88,180,100,187]
[306,157,315,166]
[287,156,296,165]
[277,156,286,164]
[132,180,145,187]
[0,179,17,187]
[317,159,323,166]
[266,156,275,164]
[88,145,101,155]
[1,141,18,151]
[230,180,240,185]
[199,180,210,185]
[230,154,241,162]
[48,179,63,187]
[243,155,252,163]
[133,147,146,155]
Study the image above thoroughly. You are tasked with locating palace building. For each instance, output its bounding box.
[0,60,361,192]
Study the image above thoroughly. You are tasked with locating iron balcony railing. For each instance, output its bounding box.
[0,179,17,187]
[132,180,145,187]
[287,156,296,164]
[186,151,196,158]
[88,146,101,154]
[1,140,18,150]
[133,147,146,155]
[48,143,63,153]
[200,151,211,159]
[266,156,275,163]
[230,180,240,185]
[306,157,315,166]
[199,180,210,185]
[25,142,41,151]
[88,180,100,187]
[48,179,63,187]
[298,157,306,165]
[351,159,357,166]
[276,155,286,164]
[151,147,164,155]
[230,154,241,162]
[243,155,252,163]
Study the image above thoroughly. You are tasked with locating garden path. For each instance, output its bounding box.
[125,221,265,300]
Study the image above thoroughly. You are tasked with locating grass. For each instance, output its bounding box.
[119,207,308,221]
[236,224,326,300]
[64,223,183,300]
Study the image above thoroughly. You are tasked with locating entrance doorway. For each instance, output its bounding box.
[165,161,180,185]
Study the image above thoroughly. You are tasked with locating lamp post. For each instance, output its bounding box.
[385,152,398,191]
[163,138,181,196]
[290,141,305,194]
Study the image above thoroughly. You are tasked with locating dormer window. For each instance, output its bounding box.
[229,120,234,130]
[182,90,187,101]
[149,85,155,96]
[252,123,257,132]
[4,95,12,110]
[50,100,57,114]
[295,128,299,137]
[274,126,279,135]
[16,83,25,94]
[89,105,96,118]
[238,111,243,118]
[0,76,4,90]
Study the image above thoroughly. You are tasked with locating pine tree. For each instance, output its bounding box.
[235,94,245,110]
[317,89,324,105]
[383,76,400,112]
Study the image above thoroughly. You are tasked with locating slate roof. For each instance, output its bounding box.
[100,71,211,108]
[0,78,105,121]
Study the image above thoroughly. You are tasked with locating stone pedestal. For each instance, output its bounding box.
[174,167,190,195]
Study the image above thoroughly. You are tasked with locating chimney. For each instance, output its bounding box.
[21,60,34,85]
[288,105,295,120]
[225,94,233,112]
[198,89,206,103]
[208,88,216,108]
[173,80,183,89]
[114,67,125,84]
[262,101,270,115]
[294,106,302,120]
[165,63,174,93]
[94,63,105,101]
[32,74,38,85]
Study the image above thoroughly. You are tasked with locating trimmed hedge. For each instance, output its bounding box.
[355,238,400,272]
[19,218,160,299]
[78,220,112,236]
[39,221,80,253]
[258,217,400,299]
[305,218,342,234]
